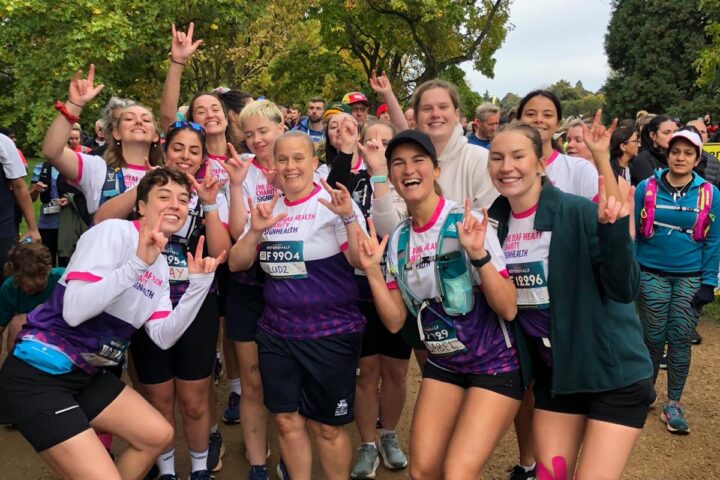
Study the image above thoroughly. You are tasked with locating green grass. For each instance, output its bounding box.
[702,295,720,323]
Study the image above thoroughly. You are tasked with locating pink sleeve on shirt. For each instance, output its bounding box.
[66,271,102,282]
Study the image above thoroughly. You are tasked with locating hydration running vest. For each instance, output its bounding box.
[389,207,475,318]
[639,176,714,241]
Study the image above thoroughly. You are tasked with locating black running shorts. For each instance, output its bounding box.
[422,361,525,400]
[225,280,265,343]
[131,293,219,384]
[532,358,656,429]
[0,354,125,452]
[359,301,412,360]
[256,329,362,426]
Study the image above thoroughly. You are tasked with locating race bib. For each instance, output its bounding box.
[507,261,549,309]
[164,242,189,283]
[42,200,61,215]
[80,337,129,367]
[422,313,468,357]
[259,241,307,279]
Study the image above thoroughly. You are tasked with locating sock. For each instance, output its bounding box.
[157,449,175,476]
[210,423,219,434]
[96,431,113,450]
[379,428,396,437]
[363,441,377,448]
[228,377,242,395]
[520,463,536,472]
[189,448,208,473]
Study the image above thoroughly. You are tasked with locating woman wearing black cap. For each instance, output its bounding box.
[357,130,522,480]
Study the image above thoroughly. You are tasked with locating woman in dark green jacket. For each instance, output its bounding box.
[487,122,654,480]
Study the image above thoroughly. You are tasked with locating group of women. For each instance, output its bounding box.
[0,21,716,480]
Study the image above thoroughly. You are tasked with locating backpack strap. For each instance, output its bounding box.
[389,219,421,317]
[639,176,658,238]
[641,177,715,241]
[99,167,125,205]
[693,182,714,241]
[435,207,475,317]
[170,197,205,248]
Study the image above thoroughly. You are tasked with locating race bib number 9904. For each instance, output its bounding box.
[259,241,307,279]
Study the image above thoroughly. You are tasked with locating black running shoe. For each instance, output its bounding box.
[507,464,536,480]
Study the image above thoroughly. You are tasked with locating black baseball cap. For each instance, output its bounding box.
[385,130,437,163]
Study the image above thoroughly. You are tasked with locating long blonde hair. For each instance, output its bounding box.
[103,104,164,169]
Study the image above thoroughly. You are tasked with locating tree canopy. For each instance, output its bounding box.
[604,0,720,120]
[0,0,515,152]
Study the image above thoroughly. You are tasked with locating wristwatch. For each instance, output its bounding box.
[470,251,492,268]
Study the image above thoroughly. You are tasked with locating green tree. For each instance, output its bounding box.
[499,92,521,111]
[547,79,581,102]
[438,66,482,120]
[694,0,720,111]
[564,94,605,118]
[264,18,368,105]
[0,0,313,153]
[318,0,512,98]
[604,0,720,120]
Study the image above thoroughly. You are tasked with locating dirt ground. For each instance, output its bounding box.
[1,317,719,479]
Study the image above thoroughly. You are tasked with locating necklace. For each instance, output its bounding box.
[664,173,692,201]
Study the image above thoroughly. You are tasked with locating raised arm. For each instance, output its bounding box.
[326,116,360,190]
[318,178,365,268]
[595,177,638,303]
[583,110,621,203]
[361,135,403,236]
[144,236,225,349]
[369,71,408,132]
[457,200,516,321]
[62,216,166,327]
[93,188,138,223]
[160,23,203,132]
[42,65,104,182]
[188,172,231,257]
[228,191,286,272]
[222,144,252,240]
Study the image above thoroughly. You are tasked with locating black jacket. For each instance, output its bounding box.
[630,147,666,186]
[694,151,720,187]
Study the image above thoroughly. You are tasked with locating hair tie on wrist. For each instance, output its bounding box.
[67,99,83,109]
[54,101,80,124]
[170,58,186,66]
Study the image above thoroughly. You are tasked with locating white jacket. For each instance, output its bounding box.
[371,123,498,235]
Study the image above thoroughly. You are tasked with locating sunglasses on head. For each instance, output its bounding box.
[169,121,205,135]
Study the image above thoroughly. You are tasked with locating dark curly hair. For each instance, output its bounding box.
[134,167,192,215]
[3,242,52,293]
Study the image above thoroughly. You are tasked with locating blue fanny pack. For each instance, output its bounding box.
[14,339,74,375]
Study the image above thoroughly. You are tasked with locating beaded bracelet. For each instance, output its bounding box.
[341,213,358,226]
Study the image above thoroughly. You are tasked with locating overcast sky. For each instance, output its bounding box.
[462,0,612,98]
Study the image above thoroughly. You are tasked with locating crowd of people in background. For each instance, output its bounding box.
[0,21,717,480]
